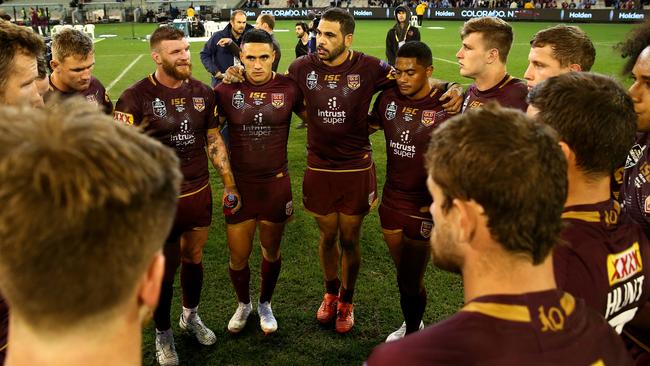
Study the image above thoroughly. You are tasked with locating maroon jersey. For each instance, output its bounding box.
[287,51,394,170]
[113,74,218,194]
[46,76,113,115]
[621,133,650,239]
[555,200,650,334]
[461,74,528,113]
[369,86,450,215]
[366,290,633,366]
[214,73,304,182]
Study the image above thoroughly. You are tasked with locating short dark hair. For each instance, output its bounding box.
[295,21,308,33]
[528,72,636,179]
[36,55,48,79]
[321,7,355,36]
[230,9,246,21]
[530,25,595,71]
[460,17,513,63]
[241,28,273,47]
[617,20,650,76]
[0,97,181,330]
[149,26,185,50]
[0,21,45,94]
[258,14,275,30]
[397,41,432,68]
[425,104,567,265]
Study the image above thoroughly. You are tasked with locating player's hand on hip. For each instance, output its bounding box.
[440,84,463,115]
[223,65,244,84]
[223,185,242,214]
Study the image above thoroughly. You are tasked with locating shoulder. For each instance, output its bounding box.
[120,76,152,98]
[505,77,528,93]
[90,76,107,89]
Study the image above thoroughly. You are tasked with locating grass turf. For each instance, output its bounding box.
[89,20,635,365]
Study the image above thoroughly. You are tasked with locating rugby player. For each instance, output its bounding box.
[47,28,113,114]
[0,21,45,108]
[618,20,650,364]
[368,41,451,341]
[214,29,306,335]
[114,26,239,366]
[456,17,528,112]
[285,8,462,334]
[366,105,634,366]
[528,72,650,363]
[0,20,45,364]
[0,99,180,366]
[524,24,595,91]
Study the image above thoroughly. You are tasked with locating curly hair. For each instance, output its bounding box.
[616,20,650,75]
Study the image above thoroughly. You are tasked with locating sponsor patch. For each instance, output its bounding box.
[286,200,294,216]
[113,111,134,125]
[347,74,360,90]
[193,97,205,112]
[420,221,433,238]
[232,91,245,109]
[272,93,285,108]
[607,242,643,286]
[385,101,397,120]
[152,98,167,118]
[421,110,436,126]
[306,71,318,90]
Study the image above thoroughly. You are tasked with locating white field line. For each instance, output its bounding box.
[106,54,144,92]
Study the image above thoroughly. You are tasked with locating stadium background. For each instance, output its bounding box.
[66,19,634,365]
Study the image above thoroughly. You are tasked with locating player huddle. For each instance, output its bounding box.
[0,8,649,366]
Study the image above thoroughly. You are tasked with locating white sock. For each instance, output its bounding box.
[183,306,198,320]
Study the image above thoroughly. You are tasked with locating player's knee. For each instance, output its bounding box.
[229,255,249,270]
[339,238,359,253]
[319,230,338,247]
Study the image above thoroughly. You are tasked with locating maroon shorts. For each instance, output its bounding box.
[379,203,433,241]
[167,183,213,242]
[226,174,293,225]
[303,165,377,216]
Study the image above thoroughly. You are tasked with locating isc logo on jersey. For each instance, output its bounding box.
[608,243,643,286]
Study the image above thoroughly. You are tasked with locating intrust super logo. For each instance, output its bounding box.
[607,243,643,286]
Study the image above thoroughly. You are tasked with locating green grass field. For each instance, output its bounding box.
[90,20,636,365]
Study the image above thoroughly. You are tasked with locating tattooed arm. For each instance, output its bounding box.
[207,126,241,213]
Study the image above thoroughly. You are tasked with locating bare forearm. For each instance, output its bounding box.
[207,131,235,187]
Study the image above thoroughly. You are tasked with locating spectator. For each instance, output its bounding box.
[386,5,420,66]
[415,1,427,26]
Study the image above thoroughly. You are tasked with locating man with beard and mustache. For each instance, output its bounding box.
[295,21,309,58]
[366,105,634,366]
[114,26,240,366]
[284,7,462,334]
[200,9,253,87]
[46,28,113,114]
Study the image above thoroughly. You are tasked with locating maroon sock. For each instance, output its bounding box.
[229,264,251,304]
[260,257,282,303]
[181,262,204,309]
[325,278,341,296]
[401,289,427,334]
[339,286,354,303]
[154,279,174,331]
